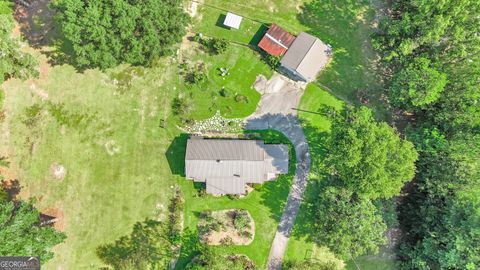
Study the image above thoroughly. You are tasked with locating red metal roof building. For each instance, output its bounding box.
[258,24,296,57]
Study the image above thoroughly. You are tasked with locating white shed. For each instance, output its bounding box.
[223,12,243,29]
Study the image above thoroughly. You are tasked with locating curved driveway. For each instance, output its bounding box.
[245,74,311,270]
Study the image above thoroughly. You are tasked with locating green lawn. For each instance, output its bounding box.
[181,44,272,120]
[2,61,180,269]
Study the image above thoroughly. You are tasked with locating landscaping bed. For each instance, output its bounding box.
[198,209,254,245]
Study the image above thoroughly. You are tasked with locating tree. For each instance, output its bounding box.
[0,200,66,261]
[96,219,173,270]
[390,58,447,111]
[283,260,340,270]
[0,12,38,83]
[398,131,480,269]
[313,187,387,258]
[51,0,189,69]
[186,247,256,270]
[327,106,418,199]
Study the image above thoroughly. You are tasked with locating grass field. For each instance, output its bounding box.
[2,61,180,268]
[0,0,397,269]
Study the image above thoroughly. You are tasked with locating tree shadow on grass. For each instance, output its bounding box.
[174,229,202,270]
[165,134,189,177]
[297,0,382,102]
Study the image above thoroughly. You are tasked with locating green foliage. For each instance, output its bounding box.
[96,219,173,270]
[0,200,66,262]
[232,210,251,231]
[201,37,229,55]
[375,1,480,267]
[327,106,418,199]
[374,0,480,130]
[168,187,184,245]
[171,95,192,121]
[234,94,249,103]
[186,247,257,270]
[51,0,189,69]
[283,259,340,270]
[398,132,480,269]
[185,65,207,85]
[0,13,38,83]
[390,58,447,111]
[219,87,231,97]
[265,55,280,70]
[313,187,387,258]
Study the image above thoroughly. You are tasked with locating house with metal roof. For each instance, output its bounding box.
[185,138,289,195]
[280,32,331,82]
[258,24,296,57]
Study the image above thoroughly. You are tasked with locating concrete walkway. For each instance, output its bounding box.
[245,74,311,270]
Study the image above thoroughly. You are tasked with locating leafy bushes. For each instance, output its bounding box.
[0,10,38,83]
[234,94,249,103]
[194,34,229,55]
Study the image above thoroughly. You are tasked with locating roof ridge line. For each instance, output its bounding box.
[294,36,318,70]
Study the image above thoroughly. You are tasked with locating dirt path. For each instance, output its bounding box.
[245,74,310,270]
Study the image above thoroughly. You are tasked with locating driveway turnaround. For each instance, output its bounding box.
[246,74,311,270]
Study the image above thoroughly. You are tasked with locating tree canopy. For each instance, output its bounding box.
[0,200,66,261]
[96,219,173,270]
[51,0,189,69]
[313,187,387,258]
[0,4,38,84]
[390,57,447,111]
[327,106,418,199]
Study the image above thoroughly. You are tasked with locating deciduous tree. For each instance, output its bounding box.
[327,106,418,199]
[0,200,66,261]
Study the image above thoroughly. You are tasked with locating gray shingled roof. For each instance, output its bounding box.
[185,138,289,194]
[280,32,330,81]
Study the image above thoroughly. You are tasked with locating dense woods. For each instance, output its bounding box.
[51,0,189,69]
[374,0,480,268]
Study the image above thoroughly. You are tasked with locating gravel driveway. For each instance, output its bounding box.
[245,74,311,270]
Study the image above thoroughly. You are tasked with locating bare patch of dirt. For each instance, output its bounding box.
[41,207,65,231]
[50,163,66,181]
[1,179,22,201]
[198,209,255,246]
[14,0,55,48]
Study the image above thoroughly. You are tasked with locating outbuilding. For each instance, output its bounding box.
[280,32,331,82]
[258,24,296,57]
[223,12,243,29]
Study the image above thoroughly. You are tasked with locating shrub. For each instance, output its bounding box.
[266,54,281,69]
[234,94,249,103]
[220,236,233,245]
[208,38,229,54]
[185,68,207,85]
[171,96,191,116]
[219,87,231,97]
[233,211,250,231]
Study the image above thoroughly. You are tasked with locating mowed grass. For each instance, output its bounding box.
[2,62,180,269]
